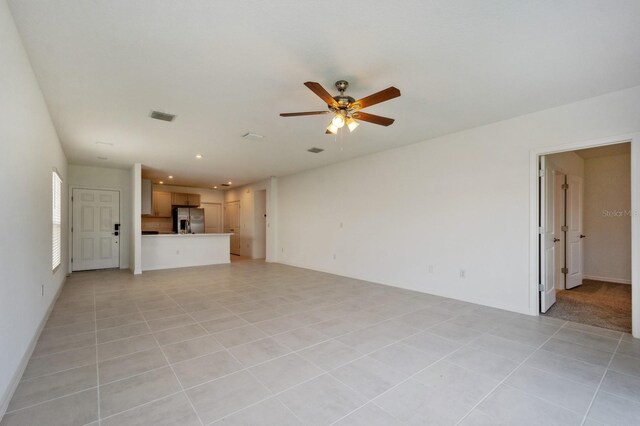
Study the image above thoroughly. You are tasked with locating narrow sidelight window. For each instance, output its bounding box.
[52,170,62,270]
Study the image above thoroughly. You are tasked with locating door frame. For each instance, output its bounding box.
[68,186,122,273]
[529,133,639,337]
[224,200,241,255]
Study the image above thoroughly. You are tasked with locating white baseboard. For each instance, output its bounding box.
[0,278,65,420]
[583,275,632,285]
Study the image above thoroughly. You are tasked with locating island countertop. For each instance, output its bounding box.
[142,233,233,237]
[141,233,231,271]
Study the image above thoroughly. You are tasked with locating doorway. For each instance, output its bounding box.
[71,188,120,271]
[537,142,633,332]
[253,190,267,259]
[224,200,241,255]
[202,202,222,233]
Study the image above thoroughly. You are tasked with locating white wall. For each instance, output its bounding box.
[224,180,272,258]
[584,153,632,283]
[68,165,131,269]
[0,0,68,415]
[131,164,142,274]
[277,85,640,315]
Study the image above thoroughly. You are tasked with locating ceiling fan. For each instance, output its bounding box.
[280,80,401,134]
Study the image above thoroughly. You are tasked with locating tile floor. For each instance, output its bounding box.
[1,260,639,425]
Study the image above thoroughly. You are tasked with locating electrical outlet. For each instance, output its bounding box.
[339,222,343,228]
[459,269,466,278]
[176,250,180,255]
[428,265,434,273]
[333,254,336,260]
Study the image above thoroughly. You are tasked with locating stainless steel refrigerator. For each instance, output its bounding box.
[172,208,205,234]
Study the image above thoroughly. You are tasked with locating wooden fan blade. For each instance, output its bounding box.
[304,82,338,107]
[280,111,330,117]
[350,87,400,110]
[351,111,395,126]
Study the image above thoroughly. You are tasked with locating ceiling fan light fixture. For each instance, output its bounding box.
[331,114,346,129]
[346,118,359,132]
[326,123,338,134]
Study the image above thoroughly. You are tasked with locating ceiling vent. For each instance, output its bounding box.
[242,132,264,139]
[150,110,176,122]
[307,147,324,153]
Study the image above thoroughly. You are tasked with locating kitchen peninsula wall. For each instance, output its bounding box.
[142,184,224,232]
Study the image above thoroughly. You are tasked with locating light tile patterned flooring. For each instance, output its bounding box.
[2,260,640,425]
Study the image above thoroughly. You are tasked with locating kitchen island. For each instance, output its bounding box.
[141,233,232,271]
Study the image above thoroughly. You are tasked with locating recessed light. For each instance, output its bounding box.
[307,147,324,153]
[213,186,218,189]
[168,175,173,179]
[195,154,203,159]
[227,181,232,185]
[159,181,164,184]
[97,156,108,160]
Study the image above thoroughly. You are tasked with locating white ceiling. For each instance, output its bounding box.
[8,0,640,188]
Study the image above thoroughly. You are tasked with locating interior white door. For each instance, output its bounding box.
[224,201,241,255]
[540,156,558,313]
[566,175,584,289]
[72,188,120,271]
[554,173,566,290]
[202,202,222,233]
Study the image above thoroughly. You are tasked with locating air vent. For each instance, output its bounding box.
[150,110,176,122]
[242,132,264,139]
[220,183,231,187]
[307,147,324,153]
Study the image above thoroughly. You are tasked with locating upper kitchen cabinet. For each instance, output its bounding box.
[171,192,200,207]
[153,191,172,217]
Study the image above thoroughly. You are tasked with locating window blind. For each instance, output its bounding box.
[52,171,62,270]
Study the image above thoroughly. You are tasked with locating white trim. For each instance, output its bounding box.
[530,133,639,338]
[582,275,631,285]
[0,278,65,419]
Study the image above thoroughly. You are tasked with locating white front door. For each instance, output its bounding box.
[540,156,558,313]
[202,202,222,233]
[224,201,241,255]
[566,175,584,289]
[72,188,120,271]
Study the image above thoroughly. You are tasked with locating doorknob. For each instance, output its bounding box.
[553,238,560,243]
[579,234,586,238]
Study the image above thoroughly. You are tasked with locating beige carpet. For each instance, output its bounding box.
[544,279,631,332]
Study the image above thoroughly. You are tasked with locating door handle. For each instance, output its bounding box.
[579,234,586,238]
[553,238,560,243]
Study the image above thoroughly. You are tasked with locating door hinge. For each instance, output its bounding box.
[71,196,74,202]
[71,227,73,232]
[561,225,568,232]
[539,169,545,178]
[561,267,568,274]
[561,183,569,190]
[71,257,73,263]
[538,283,544,291]
[538,226,545,234]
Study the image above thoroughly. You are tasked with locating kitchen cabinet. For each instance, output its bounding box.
[171,192,200,207]
[153,191,172,217]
